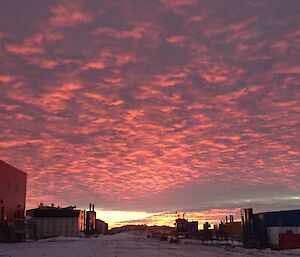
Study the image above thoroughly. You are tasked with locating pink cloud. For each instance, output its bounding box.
[274,66,300,75]
[0,74,15,83]
[0,0,299,216]
[27,58,59,69]
[93,23,160,46]
[83,61,106,70]
[166,35,189,44]
[59,83,82,91]
[160,0,198,14]
[5,44,44,55]
[49,2,92,27]
[93,26,145,40]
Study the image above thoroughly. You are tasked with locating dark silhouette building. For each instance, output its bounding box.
[223,215,242,238]
[86,204,96,233]
[95,219,108,234]
[0,160,27,242]
[175,218,198,238]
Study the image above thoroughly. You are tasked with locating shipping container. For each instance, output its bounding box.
[268,226,300,249]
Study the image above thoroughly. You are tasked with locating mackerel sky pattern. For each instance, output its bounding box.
[0,0,299,217]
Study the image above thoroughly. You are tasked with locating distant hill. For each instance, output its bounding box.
[107,224,175,234]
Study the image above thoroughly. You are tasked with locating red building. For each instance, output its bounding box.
[0,160,27,242]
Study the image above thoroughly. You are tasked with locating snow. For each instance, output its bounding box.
[1,232,300,257]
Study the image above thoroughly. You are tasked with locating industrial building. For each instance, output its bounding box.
[175,218,198,238]
[95,219,108,234]
[213,215,242,240]
[242,208,300,249]
[0,160,27,242]
[85,203,96,234]
[223,215,242,238]
[26,204,85,239]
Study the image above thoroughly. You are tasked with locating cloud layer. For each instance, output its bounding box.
[0,0,299,218]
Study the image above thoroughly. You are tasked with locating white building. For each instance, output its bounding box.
[26,205,85,239]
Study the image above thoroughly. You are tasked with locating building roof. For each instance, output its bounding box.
[0,160,27,176]
[26,206,82,218]
[255,209,300,215]
[175,218,188,223]
[254,209,300,227]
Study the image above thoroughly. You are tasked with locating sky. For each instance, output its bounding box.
[0,0,299,228]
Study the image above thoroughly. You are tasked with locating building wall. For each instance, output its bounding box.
[0,161,27,242]
[268,226,300,249]
[176,218,188,234]
[254,210,300,248]
[242,208,300,248]
[224,222,242,237]
[78,210,85,232]
[96,219,108,234]
[0,161,27,223]
[34,217,80,239]
[86,211,96,231]
[188,221,198,235]
[279,233,300,250]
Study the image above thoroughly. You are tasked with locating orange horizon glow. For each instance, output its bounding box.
[109,208,242,229]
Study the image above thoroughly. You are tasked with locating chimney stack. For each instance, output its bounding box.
[89,203,92,211]
[92,204,95,211]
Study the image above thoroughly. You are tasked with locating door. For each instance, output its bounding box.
[0,206,4,228]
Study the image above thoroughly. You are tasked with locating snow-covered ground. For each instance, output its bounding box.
[1,232,300,257]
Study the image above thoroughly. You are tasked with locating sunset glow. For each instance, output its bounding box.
[0,0,299,227]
